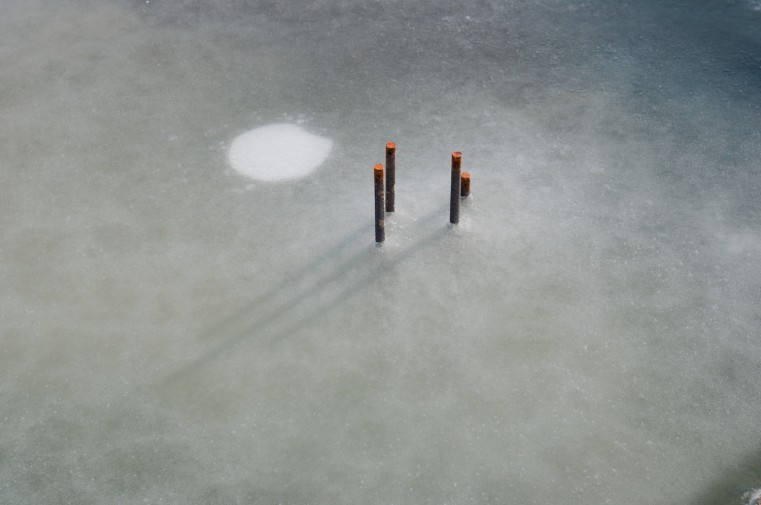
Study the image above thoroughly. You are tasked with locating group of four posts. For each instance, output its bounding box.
[373,143,471,243]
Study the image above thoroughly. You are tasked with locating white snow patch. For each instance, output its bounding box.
[228,123,332,182]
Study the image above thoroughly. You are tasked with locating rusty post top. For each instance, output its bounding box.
[374,163,384,180]
[451,151,462,170]
[461,171,471,180]
[386,142,396,151]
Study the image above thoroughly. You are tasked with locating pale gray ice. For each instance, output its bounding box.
[1,1,760,504]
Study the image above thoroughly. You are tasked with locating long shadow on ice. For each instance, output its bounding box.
[166,206,449,382]
[195,222,373,343]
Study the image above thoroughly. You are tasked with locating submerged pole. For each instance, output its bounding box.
[374,163,385,243]
[385,142,396,212]
[450,151,462,224]
[461,171,471,197]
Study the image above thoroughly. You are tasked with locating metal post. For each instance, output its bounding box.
[374,164,385,242]
[461,171,471,197]
[450,151,462,224]
[385,142,396,212]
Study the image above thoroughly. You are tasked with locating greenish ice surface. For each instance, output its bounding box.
[1,0,760,503]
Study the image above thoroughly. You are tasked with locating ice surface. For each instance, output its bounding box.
[1,0,760,504]
[228,123,332,181]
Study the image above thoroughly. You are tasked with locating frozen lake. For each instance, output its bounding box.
[1,0,760,503]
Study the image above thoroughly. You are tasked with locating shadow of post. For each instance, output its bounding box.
[166,206,450,383]
[196,222,373,341]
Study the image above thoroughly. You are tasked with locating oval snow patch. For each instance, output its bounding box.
[228,123,333,182]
